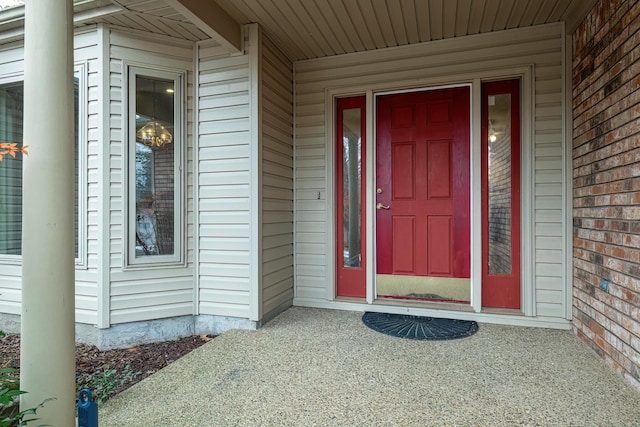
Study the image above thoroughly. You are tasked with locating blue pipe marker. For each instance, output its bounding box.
[77,389,98,427]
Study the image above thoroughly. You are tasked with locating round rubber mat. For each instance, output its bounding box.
[362,312,478,341]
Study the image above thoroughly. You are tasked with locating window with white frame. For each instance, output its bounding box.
[0,69,85,262]
[127,67,184,266]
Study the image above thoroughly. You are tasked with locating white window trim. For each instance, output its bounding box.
[0,69,87,267]
[124,65,186,268]
[75,62,88,268]
[0,73,25,266]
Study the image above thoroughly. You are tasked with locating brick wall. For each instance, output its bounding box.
[572,0,640,392]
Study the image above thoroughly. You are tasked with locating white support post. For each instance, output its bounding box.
[20,1,76,424]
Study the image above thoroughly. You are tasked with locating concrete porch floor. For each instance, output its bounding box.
[99,307,640,426]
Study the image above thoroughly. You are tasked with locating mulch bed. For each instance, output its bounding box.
[0,333,212,399]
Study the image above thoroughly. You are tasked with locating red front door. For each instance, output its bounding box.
[376,88,470,299]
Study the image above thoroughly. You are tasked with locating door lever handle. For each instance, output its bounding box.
[376,202,390,210]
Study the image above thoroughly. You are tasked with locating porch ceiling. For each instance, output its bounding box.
[213,0,594,61]
[0,0,596,56]
[0,0,210,44]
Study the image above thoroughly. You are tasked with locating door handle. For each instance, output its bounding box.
[376,202,390,210]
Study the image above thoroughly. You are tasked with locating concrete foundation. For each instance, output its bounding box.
[0,313,259,350]
[195,314,258,336]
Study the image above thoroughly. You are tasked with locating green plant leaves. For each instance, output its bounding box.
[76,364,141,405]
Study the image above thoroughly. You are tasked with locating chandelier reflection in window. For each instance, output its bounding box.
[136,120,172,148]
[135,75,174,149]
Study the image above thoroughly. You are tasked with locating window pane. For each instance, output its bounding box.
[342,108,362,268]
[0,82,24,255]
[134,75,175,257]
[487,93,512,275]
[0,81,80,258]
[0,82,79,257]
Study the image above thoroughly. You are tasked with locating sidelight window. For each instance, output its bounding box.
[335,96,366,298]
[481,79,521,309]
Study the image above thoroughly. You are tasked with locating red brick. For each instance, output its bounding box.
[572,0,640,392]
[591,320,606,337]
[595,335,607,351]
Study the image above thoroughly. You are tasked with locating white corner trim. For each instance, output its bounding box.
[247,23,262,322]
[562,28,574,321]
[324,88,336,302]
[192,41,200,316]
[74,61,88,270]
[292,60,298,301]
[97,23,111,328]
[520,65,536,317]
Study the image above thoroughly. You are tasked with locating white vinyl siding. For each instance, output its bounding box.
[0,44,23,76]
[0,267,20,315]
[533,62,565,318]
[260,34,294,319]
[107,28,195,324]
[294,23,567,319]
[196,40,252,319]
[0,28,99,324]
[75,28,99,325]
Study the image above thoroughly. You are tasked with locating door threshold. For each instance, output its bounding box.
[480,307,524,316]
[373,297,475,313]
[335,296,368,304]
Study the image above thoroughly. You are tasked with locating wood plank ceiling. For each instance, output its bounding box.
[213,0,587,61]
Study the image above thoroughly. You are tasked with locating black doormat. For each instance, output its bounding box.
[362,312,478,341]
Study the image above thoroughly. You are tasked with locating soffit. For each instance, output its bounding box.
[215,0,589,61]
[78,0,209,41]
[0,0,209,45]
[0,0,594,53]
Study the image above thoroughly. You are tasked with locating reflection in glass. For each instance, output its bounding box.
[487,94,512,275]
[342,108,362,268]
[134,75,175,257]
[0,82,24,255]
[0,81,80,256]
